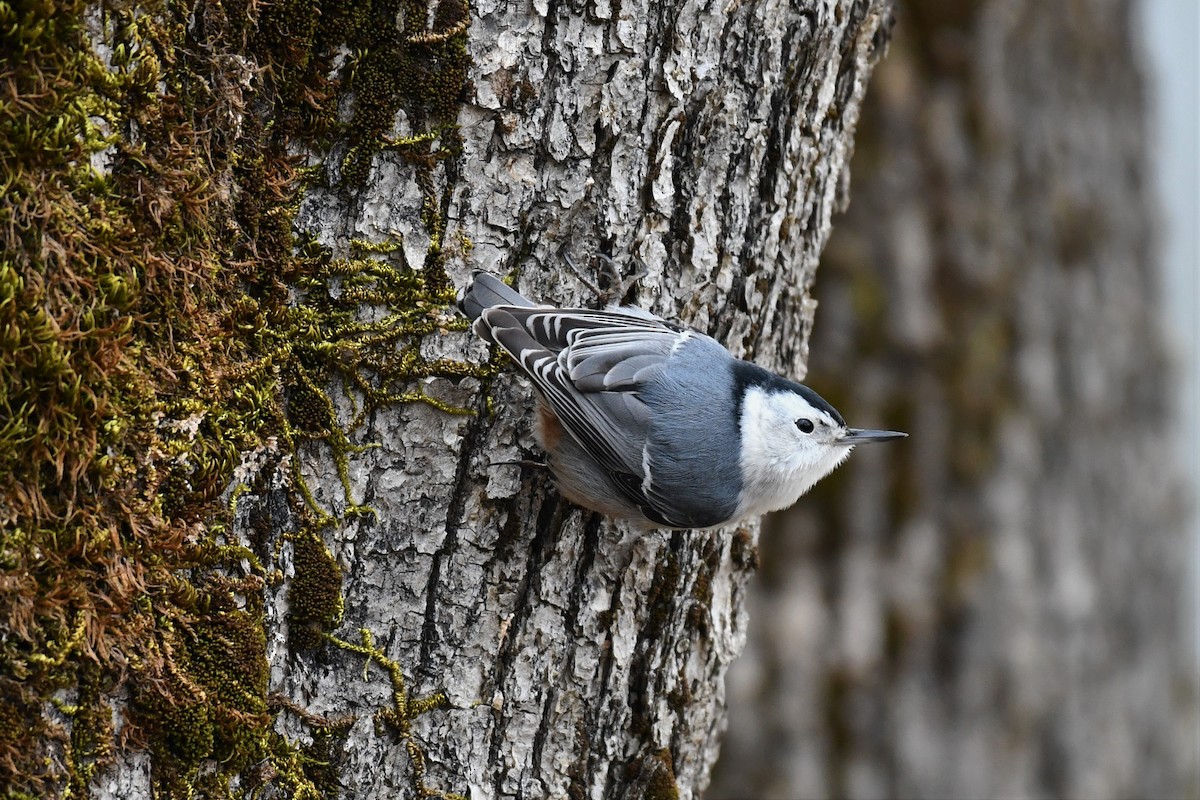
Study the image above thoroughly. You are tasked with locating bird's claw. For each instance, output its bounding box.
[560,249,648,307]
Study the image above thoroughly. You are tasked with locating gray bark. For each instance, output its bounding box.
[91,1,892,798]
[712,1,1198,798]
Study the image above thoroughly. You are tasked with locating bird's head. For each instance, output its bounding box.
[736,381,906,516]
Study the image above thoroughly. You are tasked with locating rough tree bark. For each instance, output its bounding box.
[712,1,1197,798]
[259,3,894,798]
[43,0,896,798]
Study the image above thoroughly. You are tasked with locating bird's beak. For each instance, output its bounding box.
[842,428,908,444]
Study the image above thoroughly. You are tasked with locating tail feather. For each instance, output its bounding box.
[458,271,532,320]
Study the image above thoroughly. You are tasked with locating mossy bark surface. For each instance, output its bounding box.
[1,0,894,797]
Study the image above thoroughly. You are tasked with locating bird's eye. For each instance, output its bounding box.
[796,419,815,434]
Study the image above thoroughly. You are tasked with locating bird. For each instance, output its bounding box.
[460,271,905,530]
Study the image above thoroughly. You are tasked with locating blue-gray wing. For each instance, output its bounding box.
[477,305,705,526]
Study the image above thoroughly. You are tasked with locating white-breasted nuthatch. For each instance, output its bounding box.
[461,272,905,529]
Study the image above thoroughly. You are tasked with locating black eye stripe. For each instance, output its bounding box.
[796,418,815,434]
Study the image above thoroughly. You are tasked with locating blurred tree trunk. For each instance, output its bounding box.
[712,1,1196,798]
[46,1,895,798]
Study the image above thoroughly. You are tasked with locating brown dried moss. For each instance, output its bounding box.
[0,0,476,794]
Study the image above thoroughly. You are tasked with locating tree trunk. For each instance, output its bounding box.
[0,0,892,798]
[265,2,894,798]
[712,1,1197,798]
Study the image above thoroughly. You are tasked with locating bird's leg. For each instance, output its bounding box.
[486,439,549,471]
[487,458,549,470]
[560,249,648,307]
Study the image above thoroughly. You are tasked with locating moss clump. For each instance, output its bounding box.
[288,527,346,650]
[299,712,355,796]
[65,661,116,795]
[0,1,199,792]
[126,581,271,795]
[685,536,722,637]
[644,544,683,638]
[1,0,479,794]
[644,749,681,800]
[0,695,39,780]
[336,0,472,188]
[624,748,680,800]
[730,528,760,571]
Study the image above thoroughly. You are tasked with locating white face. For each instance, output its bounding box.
[736,385,855,517]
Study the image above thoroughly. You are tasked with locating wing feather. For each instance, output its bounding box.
[501,306,679,351]
[565,329,683,391]
[483,309,645,473]
[479,304,699,526]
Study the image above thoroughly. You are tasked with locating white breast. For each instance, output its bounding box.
[734,385,853,519]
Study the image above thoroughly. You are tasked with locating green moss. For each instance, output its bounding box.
[645,753,681,800]
[624,748,680,800]
[330,0,472,193]
[288,527,346,650]
[125,588,271,795]
[0,0,481,794]
[65,662,115,796]
[327,629,466,800]
[300,713,355,796]
[0,696,38,779]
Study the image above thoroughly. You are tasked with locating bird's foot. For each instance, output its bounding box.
[559,249,648,307]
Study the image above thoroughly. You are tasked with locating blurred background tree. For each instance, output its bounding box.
[712,1,1198,797]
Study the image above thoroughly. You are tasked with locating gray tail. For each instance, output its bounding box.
[458,271,533,320]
